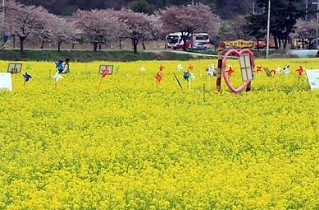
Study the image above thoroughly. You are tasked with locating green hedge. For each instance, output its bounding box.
[0,50,213,62]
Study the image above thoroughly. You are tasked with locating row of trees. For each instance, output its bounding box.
[17,0,252,19]
[4,0,315,53]
[4,0,220,53]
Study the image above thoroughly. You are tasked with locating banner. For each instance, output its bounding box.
[306,70,319,89]
[0,73,12,91]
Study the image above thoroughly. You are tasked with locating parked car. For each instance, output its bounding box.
[192,42,209,50]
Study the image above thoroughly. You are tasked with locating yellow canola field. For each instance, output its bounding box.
[0,58,319,209]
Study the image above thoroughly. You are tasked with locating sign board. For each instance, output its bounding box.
[7,63,23,74]
[98,65,113,75]
[305,70,319,89]
[224,40,254,49]
[239,53,253,81]
[0,73,12,91]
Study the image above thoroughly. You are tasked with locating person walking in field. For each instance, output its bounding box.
[62,58,70,73]
[55,58,70,74]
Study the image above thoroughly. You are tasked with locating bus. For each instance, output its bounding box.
[192,33,210,50]
[165,32,210,50]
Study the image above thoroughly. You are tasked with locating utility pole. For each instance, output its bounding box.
[266,0,271,59]
[0,0,5,49]
[316,0,319,48]
[0,0,4,28]
[305,0,308,20]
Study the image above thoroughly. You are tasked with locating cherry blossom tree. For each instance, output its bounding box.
[32,12,54,49]
[72,9,119,51]
[5,0,51,53]
[295,19,316,49]
[115,9,159,53]
[48,16,77,51]
[160,3,220,51]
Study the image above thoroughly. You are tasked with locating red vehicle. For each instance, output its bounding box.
[254,40,276,49]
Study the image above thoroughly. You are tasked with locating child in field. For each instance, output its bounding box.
[55,58,70,74]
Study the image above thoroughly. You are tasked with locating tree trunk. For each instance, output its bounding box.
[142,41,146,50]
[182,36,188,51]
[132,38,138,53]
[18,36,27,54]
[93,42,98,51]
[283,37,288,49]
[119,38,122,49]
[141,38,146,50]
[12,34,16,49]
[40,40,45,49]
[274,36,279,49]
[58,40,62,51]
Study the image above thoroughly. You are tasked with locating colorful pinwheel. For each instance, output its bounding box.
[140,66,146,74]
[296,66,304,77]
[159,64,165,71]
[183,71,190,80]
[155,72,163,83]
[207,64,216,77]
[255,65,262,73]
[188,64,194,71]
[155,65,164,86]
[226,66,234,78]
[283,64,290,75]
[23,72,32,82]
[101,67,109,77]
